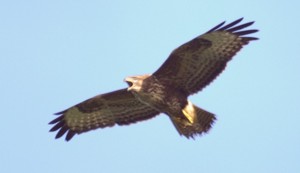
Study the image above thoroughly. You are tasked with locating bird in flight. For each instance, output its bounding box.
[49,18,258,141]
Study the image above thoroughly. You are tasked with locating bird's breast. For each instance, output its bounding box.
[132,82,185,114]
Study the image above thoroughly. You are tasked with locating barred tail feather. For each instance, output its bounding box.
[170,101,216,139]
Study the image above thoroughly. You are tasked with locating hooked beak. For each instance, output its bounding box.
[124,77,134,91]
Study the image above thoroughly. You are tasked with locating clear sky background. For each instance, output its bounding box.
[1,1,299,173]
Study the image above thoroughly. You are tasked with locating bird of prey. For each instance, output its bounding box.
[49,18,258,141]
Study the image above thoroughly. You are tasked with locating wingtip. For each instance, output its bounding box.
[235,17,244,23]
[54,110,66,115]
[234,29,259,37]
[206,17,252,34]
[238,17,244,21]
[49,112,75,141]
[65,131,76,141]
[55,126,68,139]
[246,37,259,41]
[205,20,226,33]
[218,17,244,31]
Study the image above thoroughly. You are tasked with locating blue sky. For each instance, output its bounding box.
[1,1,299,173]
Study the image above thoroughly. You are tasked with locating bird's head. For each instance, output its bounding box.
[124,74,151,92]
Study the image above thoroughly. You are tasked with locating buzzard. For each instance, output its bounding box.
[49,18,258,141]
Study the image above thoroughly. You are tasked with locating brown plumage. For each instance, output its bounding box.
[49,18,258,141]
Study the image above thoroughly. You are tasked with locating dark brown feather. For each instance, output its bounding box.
[49,89,159,141]
[216,18,244,31]
[153,18,258,95]
[205,21,226,33]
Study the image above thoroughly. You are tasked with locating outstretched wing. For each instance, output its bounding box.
[153,18,258,95]
[49,89,159,141]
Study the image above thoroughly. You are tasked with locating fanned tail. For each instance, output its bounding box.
[170,101,216,139]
